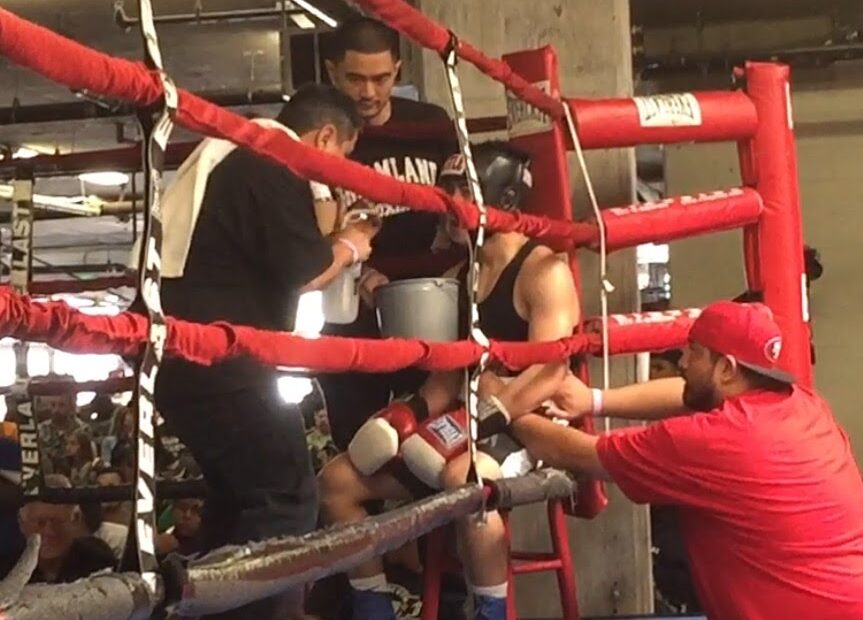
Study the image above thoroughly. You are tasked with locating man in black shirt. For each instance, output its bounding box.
[154,84,374,620]
[322,17,456,450]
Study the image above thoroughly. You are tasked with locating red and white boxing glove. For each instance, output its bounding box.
[401,396,510,489]
[347,396,428,476]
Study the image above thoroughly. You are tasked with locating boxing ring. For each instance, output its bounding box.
[0,0,810,617]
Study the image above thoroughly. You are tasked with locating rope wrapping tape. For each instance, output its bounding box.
[172,485,484,616]
[488,468,575,510]
[0,288,592,373]
[350,0,565,119]
[0,9,595,249]
[0,572,162,620]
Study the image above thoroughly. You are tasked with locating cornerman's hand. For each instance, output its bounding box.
[548,373,593,421]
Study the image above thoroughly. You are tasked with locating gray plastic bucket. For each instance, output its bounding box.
[375,278,460,342]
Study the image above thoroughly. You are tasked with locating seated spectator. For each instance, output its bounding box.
[34,381,88,476]
[301,386,338,474]
[65,429,99,486]
[94,466,132,528]
[0,423,24,579]
[156,498,204,558]
[101,406,135,463]
[18,474,115,584]
[79,499,129,562]
[109,441,136,484]
[79,393,122,440]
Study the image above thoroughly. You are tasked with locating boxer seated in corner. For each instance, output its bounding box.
[317,141,580,620]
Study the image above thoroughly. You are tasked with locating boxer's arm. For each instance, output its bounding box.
[491,255,578,416]
[417,370,463,417]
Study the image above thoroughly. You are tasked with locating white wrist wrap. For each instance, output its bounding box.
[590,388,603,416]
[310,181,333,202]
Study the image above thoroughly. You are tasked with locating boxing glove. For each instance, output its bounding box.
[347,395,428,476]
[401,396,510,489]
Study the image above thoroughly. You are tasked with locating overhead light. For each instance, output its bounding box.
[289,0,337,28]
[78,171,130,186]
[12,147,39,159]
[0,184,101,216]
[289,13,316,29]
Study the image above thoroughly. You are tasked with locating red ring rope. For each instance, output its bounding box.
[0,9,596,249]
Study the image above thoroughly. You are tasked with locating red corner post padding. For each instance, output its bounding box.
[740,62,812,386]
[602,187,763,252]
[567,90,758,150]
[503,45,606,519]
[590,309,701,356]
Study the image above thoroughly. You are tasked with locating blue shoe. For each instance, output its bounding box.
[474,594,507,620]
[352,588,396,620]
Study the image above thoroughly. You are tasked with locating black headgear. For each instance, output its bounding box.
[437,141,532,212]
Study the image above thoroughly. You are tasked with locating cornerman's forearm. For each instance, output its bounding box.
[511,414,606,478]
[600,377,687,421]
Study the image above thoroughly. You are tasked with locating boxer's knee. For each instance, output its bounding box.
[317,454,366,519]
[441,451,502,490]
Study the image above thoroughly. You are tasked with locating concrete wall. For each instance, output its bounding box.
[410,1,652,616]
[662,63,863,463]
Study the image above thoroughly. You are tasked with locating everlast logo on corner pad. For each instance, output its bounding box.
[11,182,33,292]
[608,308,702,327]
[607,188,745,218]
[15,397,41,495]
[507,80,552,138]
[633,93,702,128]
[342,156,439,214]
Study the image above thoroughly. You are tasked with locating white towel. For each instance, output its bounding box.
[130,118,330,278]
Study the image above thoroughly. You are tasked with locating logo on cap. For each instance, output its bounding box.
[441,154,466,176]
[764,336,782,363]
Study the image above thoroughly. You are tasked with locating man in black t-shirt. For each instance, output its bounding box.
[322,17,457,451]
[153,84,374,620]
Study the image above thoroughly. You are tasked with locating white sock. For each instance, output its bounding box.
[349,573,389,593]
[471,582,508,599]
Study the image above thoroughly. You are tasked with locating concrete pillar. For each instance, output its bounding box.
[409,1,652,616]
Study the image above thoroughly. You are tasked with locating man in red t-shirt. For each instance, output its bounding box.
[511,301,863,620]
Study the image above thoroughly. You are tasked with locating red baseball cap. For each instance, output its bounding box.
[688,301,795,383]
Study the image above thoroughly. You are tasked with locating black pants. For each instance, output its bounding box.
[160,384,317,619]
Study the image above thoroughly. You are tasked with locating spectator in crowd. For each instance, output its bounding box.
[0,423,24,580]
[156,498,204,558]
[109,441,136,484]
[102,405,135,464]
[79,393,122,439]
[65,429,99,486]
[78,500,128,562]
[300,384,338,474]
[35,381,89,475]
[18,474,115,584]
[94,466,132,529]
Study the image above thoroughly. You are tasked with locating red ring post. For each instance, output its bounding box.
[741,62,812,385]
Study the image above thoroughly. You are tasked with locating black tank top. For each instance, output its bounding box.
[460,240,540,342]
